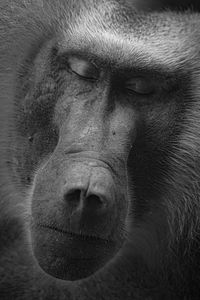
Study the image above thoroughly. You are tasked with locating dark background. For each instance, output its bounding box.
[126,0,200,12]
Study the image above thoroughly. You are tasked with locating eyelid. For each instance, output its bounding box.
[125,77,155,95]
[67,57,99,80]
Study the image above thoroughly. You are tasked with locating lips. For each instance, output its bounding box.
[36,223,116,259]
[31,222,118,280]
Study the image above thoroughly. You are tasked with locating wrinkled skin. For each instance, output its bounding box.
[0,1,200,299]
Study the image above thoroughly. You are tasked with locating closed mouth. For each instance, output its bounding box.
[33,222,118,261]
[35,222,113,244]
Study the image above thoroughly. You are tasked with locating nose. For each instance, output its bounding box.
[64,166,115,213]
[64,188,108,212]
[63,163,116,235]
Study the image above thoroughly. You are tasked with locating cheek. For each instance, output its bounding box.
[12,101,59,185]
[127,104,177,212]
[127,100,188,221]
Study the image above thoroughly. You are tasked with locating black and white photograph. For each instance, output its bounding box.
[0,0,200,299]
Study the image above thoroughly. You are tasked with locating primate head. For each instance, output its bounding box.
[2,0,200,287]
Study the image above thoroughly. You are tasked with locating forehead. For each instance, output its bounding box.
[58,2,200,72]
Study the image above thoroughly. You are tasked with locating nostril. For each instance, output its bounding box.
[64,188,106,212]
[64,189,82,209]
[85,194,105,210]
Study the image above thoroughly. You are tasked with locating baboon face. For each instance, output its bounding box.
[7,2,198,284]
[15,44,136,280]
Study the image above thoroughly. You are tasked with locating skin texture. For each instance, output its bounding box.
[0,0,200,299]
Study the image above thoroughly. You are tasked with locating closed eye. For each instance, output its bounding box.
[125,77,155,95]
[67,56,99,81]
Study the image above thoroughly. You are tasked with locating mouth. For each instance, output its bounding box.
[31,222,119,280]
[37,223,115,259]
[39,223,111,241]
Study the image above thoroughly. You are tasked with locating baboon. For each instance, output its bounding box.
[0,0,200,299]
